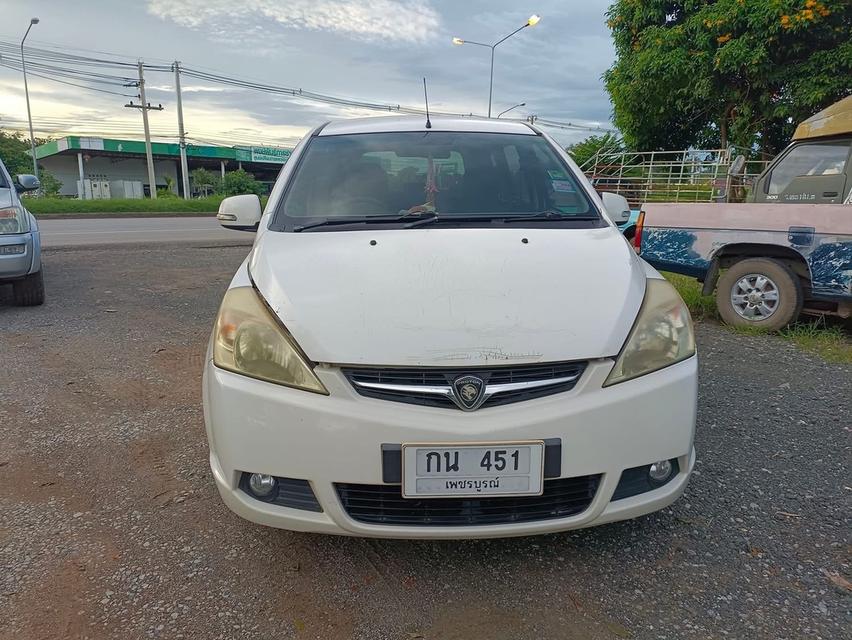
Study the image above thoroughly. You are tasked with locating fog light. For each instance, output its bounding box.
[248,473,277,497]
[648,460,673,483]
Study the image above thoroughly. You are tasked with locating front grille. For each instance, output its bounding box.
[335,475,600,526]
[342,361,586,410]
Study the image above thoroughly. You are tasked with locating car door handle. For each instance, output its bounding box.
[823,191,838,197]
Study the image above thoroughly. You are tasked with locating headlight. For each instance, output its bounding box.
[213,286,328,394]
[0,206,26,234]
[604,278,695,386]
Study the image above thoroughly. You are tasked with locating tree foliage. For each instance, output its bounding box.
[1,129,59,193]
[37,170,63,197]
[190,167,218,196]
[566,133,625,168]
[0,130,36,176]
[603,0,852,153]
[219,169,263,196]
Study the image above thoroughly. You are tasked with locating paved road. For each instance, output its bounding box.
[38,216,252,247]
[0,245,849,640]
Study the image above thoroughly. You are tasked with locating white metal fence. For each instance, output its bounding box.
[579,147,772,207]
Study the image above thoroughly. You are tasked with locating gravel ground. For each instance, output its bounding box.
[1,244,849,640]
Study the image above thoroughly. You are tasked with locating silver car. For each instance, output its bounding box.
[0,159,43,305]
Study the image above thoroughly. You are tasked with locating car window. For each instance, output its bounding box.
[767,141,851,194]
[279,131,594,222]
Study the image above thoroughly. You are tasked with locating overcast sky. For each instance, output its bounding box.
[0,0,616,148]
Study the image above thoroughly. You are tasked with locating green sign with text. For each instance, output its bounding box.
[250,147,291,164]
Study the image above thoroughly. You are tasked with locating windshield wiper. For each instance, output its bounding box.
[403,212,439,228]
[496,211,600,223]
[410,211,599,228]
[292,212,435,232]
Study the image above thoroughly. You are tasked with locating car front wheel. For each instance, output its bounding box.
[12,270,45,306]
[716,258,802,330]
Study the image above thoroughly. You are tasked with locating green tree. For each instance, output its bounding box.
[566,133,625,168]
[219,169,263,196]
[158,175,179,198]
[604,0,852,153]
[190,167,219,197]
[37,170,63,197]
[0,130,35,176]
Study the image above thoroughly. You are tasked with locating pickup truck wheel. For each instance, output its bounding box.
[12,270,45,306]
[716,258,802,330]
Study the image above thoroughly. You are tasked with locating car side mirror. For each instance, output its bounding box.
[217,194,262,232]
[600,192,631,225]
[15,174,40,193]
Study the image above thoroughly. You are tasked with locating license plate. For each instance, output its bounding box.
[401,441,545,498]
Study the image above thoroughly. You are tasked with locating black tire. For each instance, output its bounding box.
[716,258,802,330]
[12,270,45,306]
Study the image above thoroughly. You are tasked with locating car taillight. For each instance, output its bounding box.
[633,210,645,254]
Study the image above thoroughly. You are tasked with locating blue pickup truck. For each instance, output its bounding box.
[0,158,44,306]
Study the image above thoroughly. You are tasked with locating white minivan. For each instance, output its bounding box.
[204,116,697,539]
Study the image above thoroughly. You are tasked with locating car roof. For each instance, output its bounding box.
[318,115,538,137]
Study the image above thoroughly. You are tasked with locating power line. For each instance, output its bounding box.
[0,37,613,133]
[0,52,137,82]
[0,62,136,97]
[2,35,173,65]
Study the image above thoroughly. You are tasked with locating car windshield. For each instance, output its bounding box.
[276,131,597,228]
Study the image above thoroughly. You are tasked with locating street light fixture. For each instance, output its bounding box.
[452,15,541,118]
[497,102,526,118]
[21,17,40,178]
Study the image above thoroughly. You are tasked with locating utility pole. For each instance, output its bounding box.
[173,61,190,200]
[125,61,162,198]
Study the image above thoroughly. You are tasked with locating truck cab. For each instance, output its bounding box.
[752,96,852,205]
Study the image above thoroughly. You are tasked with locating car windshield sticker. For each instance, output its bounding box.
[547,169,568,179]
[551,180,576,193]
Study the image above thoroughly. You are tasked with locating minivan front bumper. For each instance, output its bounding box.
[203,354,697,539]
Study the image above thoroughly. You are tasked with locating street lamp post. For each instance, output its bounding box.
[452,15,540,118]
[21,17,40,178]
[497,102,526,118]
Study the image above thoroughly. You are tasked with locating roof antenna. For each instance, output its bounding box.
[423,77,432,129]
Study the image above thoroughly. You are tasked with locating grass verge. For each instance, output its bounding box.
[662,272,852,364]
[663,272,718,320]
[778,320,852,365]
[25,196,226,214]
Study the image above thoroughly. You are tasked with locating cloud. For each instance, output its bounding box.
[147,0,442,43]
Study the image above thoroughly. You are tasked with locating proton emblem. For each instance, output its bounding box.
[451,375,487,411]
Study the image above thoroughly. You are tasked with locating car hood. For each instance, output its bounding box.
[249,227,646,367]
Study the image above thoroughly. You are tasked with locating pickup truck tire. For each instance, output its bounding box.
[12,270,45,306]
[716,258,802,330]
